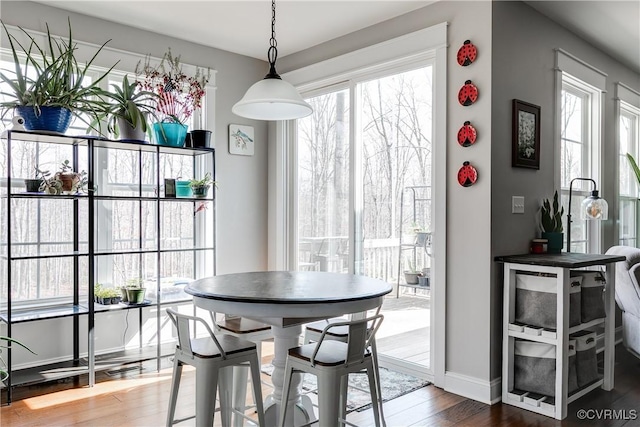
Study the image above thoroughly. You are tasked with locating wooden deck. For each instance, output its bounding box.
[377,290,431,367]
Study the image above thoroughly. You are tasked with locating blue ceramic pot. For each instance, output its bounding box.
[153,122,188,147]
[16,106,73,133]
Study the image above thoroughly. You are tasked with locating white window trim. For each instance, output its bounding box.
[268,22,447,387]
[615,82,640,244]
[555,49,606,254]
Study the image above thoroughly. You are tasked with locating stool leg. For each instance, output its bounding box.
[371,339,386,427]
[166,356,183,427]
[249,355,266,427]
[278,362,294,427]
[219,366,233,427]
[196,363,219,427]
[317,372,341,427]
[338,374,348,424]
[366,366,381,427]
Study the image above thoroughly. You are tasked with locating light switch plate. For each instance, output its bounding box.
[512,196,524,214]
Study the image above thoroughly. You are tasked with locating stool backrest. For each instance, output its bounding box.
[311,313,384,367]
[166,308,226,358]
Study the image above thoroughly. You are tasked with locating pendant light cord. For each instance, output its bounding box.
[266,0,282,79]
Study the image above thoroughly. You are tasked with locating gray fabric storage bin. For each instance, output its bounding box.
[568,339,578,394]
[514,340,556,397]
[571,330,599,387]
[571,270,606,323]
[515,273,582,328]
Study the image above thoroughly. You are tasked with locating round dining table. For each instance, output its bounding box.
[185,270,392,427]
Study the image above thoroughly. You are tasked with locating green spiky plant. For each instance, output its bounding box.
[626,153,640,187]
[1,336,36,382]
[540,190,564,233]
[0,18,117,130]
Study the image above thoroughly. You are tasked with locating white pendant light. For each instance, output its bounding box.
[232,0,312,121]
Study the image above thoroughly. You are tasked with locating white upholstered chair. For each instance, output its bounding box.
[605,246,640,358]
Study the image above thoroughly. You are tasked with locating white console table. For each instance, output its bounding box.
[495,253,624,420]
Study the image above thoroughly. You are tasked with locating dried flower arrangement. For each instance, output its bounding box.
[135,48,211,124]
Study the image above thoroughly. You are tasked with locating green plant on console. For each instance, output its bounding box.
[540,190,564,233]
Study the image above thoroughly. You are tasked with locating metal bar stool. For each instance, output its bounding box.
[280,314,385,427]
[165,309,265,427]
[303,309,386,426]
[211,313,273,426]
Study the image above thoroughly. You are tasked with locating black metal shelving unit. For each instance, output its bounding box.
[1,130,216,404]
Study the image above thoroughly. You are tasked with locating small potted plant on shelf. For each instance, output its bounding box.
[24,169,43,193]
[0,19,116,133]
[188,172,216,198]
[403,258,420,285]
[94,284,121,305]
[540,190,564,254]
[125,278,146,304]
[35,167,63,195]
[135,48,210,147]
[96,74,158,142]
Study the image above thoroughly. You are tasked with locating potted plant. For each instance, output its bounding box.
[35,166,62,195]
[94,284,121,305]
[55,160,87,193]
[96,74,158,142]
[188,172,216,198]
[1,336,36,382]
[135,48,210,147]
[403,258,420,285]
[24,169,43,193]
[0,19,117,133]
[540,190,564,254]
[125,278,146,304]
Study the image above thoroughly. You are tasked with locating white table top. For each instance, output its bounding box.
[185,271,392,327]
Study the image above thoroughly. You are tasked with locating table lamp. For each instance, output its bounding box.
[567,177,608,252]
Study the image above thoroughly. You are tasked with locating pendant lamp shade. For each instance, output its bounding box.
[232,0,312,121]
[232,77,312,121]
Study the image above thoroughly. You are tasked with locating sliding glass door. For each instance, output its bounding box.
[295,63,435,375]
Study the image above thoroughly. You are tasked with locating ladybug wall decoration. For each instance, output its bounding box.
[458,80,479,106]
[457,161,478,187]
[457,121,477,147]
[456,40,478,66]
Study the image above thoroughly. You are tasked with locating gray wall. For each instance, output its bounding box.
[0,1,270,364]
[280,1,495,385]
[491,1,640,379]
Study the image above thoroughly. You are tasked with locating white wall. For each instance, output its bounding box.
[0,1,270,364]
[279,0,495,401]
[490,0,640,381]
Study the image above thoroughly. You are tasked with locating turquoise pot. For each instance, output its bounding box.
[153,122,188,147]
[176,180,193,197]
[542,232,564,254]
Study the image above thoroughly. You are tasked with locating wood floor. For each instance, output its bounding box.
[1,345,639,426]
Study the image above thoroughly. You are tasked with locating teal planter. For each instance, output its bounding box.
[176,180,193,197]
[153,122,187,147]
[542,232,564,254]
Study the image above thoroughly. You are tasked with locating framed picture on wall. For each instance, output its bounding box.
[512,99,541,169]
[229,124,255,156]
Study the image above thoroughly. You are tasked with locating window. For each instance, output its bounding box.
[556,50,605,254]
[618,99,640,246]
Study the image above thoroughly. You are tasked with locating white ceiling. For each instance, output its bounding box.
[34,1,433,59]
[33,1,640,73]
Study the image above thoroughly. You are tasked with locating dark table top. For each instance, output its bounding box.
[494,252,626,268]
[185,271,393,304]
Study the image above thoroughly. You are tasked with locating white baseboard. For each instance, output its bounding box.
[444,371,501,404]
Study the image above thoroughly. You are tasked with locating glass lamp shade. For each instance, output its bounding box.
[581,195,608,220]
[233,78,313,121]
